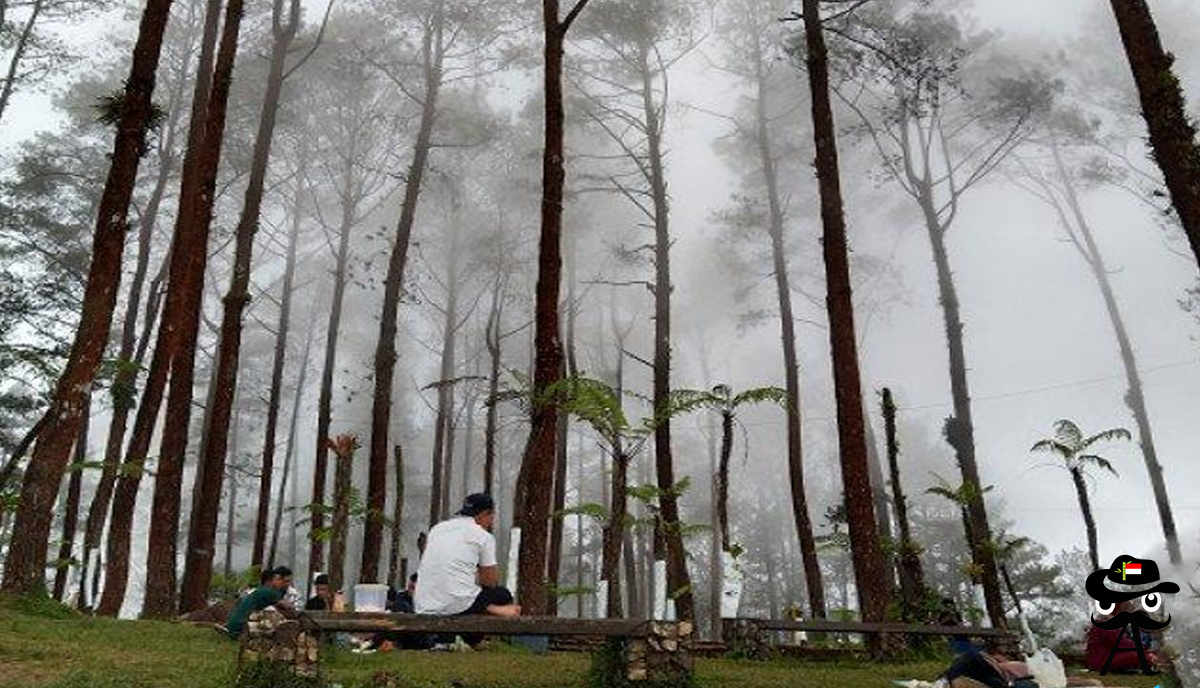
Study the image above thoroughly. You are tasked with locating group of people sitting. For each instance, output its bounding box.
[225,492,520,644]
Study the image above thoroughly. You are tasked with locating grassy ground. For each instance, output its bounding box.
[0,596,1164,688]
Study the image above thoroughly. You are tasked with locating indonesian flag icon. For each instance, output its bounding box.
[1118,562,1143,580]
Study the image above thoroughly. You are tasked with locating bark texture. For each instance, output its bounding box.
[1,0,176,595]
[799,0,891,651]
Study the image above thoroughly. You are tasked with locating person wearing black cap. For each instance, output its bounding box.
[415,493,520,619]
[1084,554,1177,675]
[306,572,333,611]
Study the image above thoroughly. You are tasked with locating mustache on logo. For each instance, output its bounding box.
[1090,610,1171,631]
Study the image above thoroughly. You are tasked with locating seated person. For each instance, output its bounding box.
[1086,601,1158,673]
[388,574,418,614]
[374,574,431,650]
[415,493,520,618]
[306,573,333,611]
[225,566,294,639]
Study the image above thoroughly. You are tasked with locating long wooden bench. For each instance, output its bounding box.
[724,618,1019,657]
[242,611,694,684]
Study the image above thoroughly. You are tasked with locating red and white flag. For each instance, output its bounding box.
[1124,563,1142,576]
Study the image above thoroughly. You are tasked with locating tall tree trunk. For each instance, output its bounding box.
[799,0,891,651]
[483,278,504,496]
[1107,0,1200,266]
[1052,147,1181,564]
[328,447,353,592]
[460,389,476,500]
[548,246,578,616]
[707,413,722,637]
[142,0,247,618]
[387,444,405,587]
[1,0,176,596]
[639,45,693,624]
[253,107,305,570]
[601,321,629,619]
[100,0,228,616]
[77,57,186,606]
[752,34,825,620]
[882,388,925,615]
[0,0,44,127]
[364,2,444,582]
[52,398,89,601]
[1071,467,1099,572]
[429,218,461,527]
[268,318,314,569]
[918,194,1006,629]
[179,0,299,612]
[517,0,580,614]
[222,402,242,579]
[309,171,357,584]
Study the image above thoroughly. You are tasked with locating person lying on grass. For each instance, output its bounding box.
[415,493,520,620]
[224,566,295,639]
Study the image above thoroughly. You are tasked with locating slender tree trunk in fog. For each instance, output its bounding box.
[918,195,1006,628]
[269,320,314,569]
[547,245,578,616]
[0,0,44,127]
[1108,0,1200,267]
[329,445,354,592]
[460,388,476,501]
[180,0,301,612]
[707,415,722,637]
[1051,147,1182,565]
[1,0,177,596]
[310,173,357,583]
[142,0,247,617]
[483,278,505,496]
[365,1,444,582]
[799,0,890,650]
[429,215,462,527]
[882,388,925,614]
[638,45,694,623]
[222,404,242,579]
[388,445,405,587]
[751,34,826,620]
[517,0,593,614]
[253,123,307,570]
[52,399,89,601]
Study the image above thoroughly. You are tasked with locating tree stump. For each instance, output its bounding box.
[238,608,320,678]
[623,620,694,685]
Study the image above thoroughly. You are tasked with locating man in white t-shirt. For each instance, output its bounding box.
[415,493,521,618]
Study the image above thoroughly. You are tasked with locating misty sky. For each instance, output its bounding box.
[3,0,1198,580]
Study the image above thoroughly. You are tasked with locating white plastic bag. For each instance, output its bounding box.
[1025,648,1066,688]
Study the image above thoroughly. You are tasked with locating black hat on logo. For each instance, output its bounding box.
[1086,554,1179,604]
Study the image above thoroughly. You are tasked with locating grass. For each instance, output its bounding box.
[0,596,1165,688]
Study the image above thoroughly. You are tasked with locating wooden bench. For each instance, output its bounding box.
[723,618,1019,658]
[277,612,695,684]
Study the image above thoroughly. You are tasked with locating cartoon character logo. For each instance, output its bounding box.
[1086,554,1177,675]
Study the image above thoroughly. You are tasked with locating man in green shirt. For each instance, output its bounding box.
[225,566,294,639]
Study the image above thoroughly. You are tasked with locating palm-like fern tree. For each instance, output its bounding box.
[1030,420,1130,571]
[670,385,786,555]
